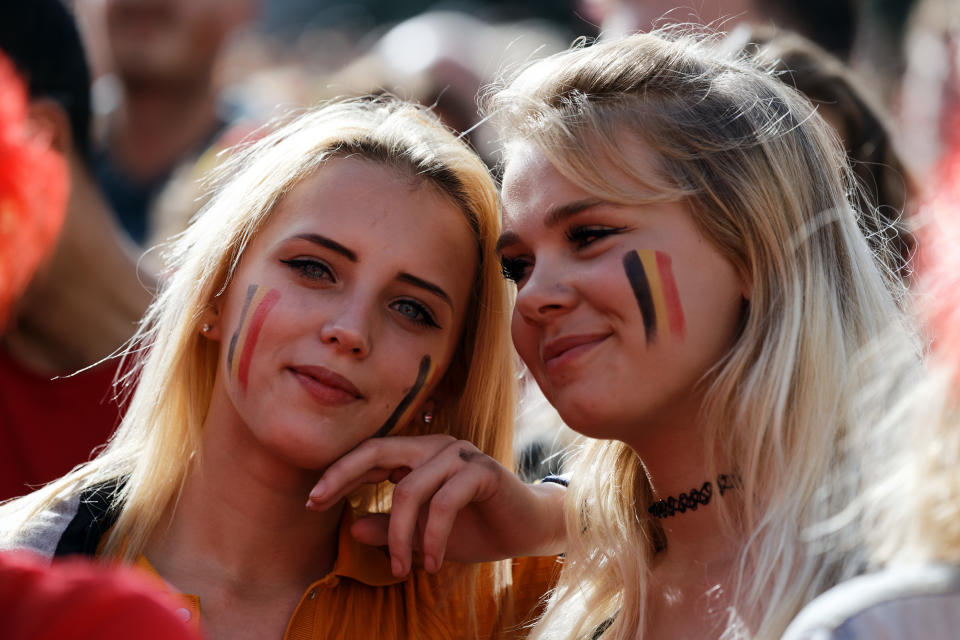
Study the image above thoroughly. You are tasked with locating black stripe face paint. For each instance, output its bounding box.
[227,284,258,372]
[373,355,433,438]
[623,250,657,344]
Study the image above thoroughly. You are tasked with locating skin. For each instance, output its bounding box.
[498,140,751,637]
[142,157,477,640]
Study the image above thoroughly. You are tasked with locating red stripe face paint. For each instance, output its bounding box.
[623,250,685,344]
[373,355,435,438]
[229,285,281,393]
[654,251,685,339]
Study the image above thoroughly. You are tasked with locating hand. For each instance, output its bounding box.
[306,434,565,577]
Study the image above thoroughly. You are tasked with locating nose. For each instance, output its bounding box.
[514,259,578,324]
[319,300,371,358]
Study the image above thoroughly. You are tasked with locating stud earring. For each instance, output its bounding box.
[421,410,433,424]
[201,323,213,334]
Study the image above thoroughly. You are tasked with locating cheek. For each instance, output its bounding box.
[621,249,686,346]
[373,355,437,438]
[225,285,281,393]
[511,311,538,363]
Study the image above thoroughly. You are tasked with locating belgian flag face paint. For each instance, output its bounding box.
[622,249,686,344]
[373,355,437,438]
[227,284,282,393]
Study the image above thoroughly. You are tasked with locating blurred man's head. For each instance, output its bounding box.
[104,0,255,87]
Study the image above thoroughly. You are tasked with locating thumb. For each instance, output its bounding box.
[350,514,390,547]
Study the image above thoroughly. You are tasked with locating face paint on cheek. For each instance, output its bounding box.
[623,250,686,344]
[227,284,282,393]
[373,355,436,439]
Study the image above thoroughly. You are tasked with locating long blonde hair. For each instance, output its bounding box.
[1,98,515,572]
[487,30,916,639]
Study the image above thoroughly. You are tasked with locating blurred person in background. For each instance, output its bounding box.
[577,0,858,59]
[0,41,198,640]
[0,0,154,501]
[725,26,917,282]
[323,10,567,168]
[88,0,256,248]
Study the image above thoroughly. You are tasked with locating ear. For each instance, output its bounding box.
[26,98,73,157]
[200,303,223,341]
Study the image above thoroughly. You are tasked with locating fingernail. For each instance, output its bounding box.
[311,481,327,500]
[391,555,403,577]
[425,555,437,574]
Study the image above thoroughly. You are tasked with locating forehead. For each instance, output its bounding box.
[501,142,587,229]
[250,156,478,298]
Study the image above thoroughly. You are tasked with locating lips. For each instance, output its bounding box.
[541,333,611,370]
[289,365,363,405]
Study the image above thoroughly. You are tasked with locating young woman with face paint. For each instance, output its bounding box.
[0,98,560,639]
[306,29,920,640]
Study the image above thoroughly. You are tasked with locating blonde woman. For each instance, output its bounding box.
[0,97,558,639]
[309,30,918,639]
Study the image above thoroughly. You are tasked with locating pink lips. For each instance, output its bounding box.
[290,365,363,406]
[541,333,611,372]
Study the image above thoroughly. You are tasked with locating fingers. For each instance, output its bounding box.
[350,514,390,547]
[307,434,456,510]
[305,467,393,510]
[387,444,499,576]
[420,468,491,572]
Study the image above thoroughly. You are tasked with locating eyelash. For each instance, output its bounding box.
[564,225,625,248]
[280,257,334,282]
[499,226,625,284]
[281,258,440,329]
[391,299,440,329]
[500,256,531,284]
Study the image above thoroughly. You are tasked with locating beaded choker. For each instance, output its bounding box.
[647,474,740,519]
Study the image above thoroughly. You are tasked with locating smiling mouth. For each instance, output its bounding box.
[289,366,363,405]
[541,333,611,371]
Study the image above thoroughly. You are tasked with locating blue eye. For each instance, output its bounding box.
[500,256,531,284]
[392,299,440,329]
[280,258,334,282]
[565,226,625,248]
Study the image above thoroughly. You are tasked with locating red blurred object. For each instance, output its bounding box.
[0,51,69,325]
[0,551,201,640]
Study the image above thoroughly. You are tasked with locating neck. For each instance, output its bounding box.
[626,396,742,567]
[109,75,220,181]
[145,383,342,595]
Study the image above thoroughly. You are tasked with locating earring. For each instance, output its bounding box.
[201,323,212,334]
[421,410,433,424]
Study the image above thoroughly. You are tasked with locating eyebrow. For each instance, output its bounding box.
[292,233,357,262]
[496,198,609,252]
[397,273,453,309]
[544,198,608,227]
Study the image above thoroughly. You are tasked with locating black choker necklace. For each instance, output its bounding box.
[647,474,740,519]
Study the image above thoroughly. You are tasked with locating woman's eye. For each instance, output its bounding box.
[565,226,624,249]
[392,299,440,329]
[500,256,531,284]
[280,258,334,282]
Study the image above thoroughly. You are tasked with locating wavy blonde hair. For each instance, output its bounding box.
[487,30,917,639]
[1,99,514,589]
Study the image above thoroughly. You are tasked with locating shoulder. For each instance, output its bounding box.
[0,489,82,558]
[0,480,122,560]
[782,564,960,640]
